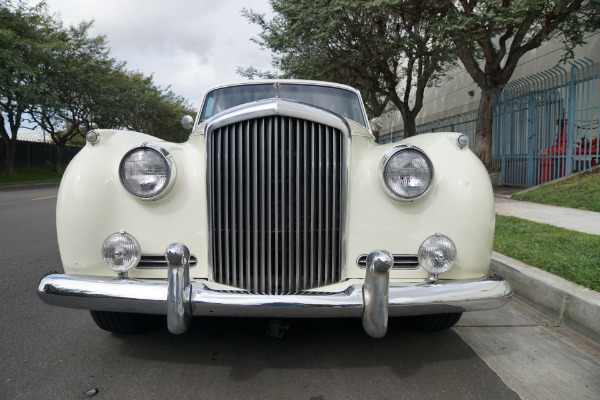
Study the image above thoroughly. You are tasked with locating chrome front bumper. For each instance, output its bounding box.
[38,246,513,338]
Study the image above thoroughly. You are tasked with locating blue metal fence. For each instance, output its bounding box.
[379,111,479,153]
[492,57,600,187]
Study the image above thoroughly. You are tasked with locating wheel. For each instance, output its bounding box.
[90,311,155,334]
[407,312,462,331]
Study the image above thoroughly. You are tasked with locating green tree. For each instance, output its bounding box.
[95,68,195,143]
[29,21,116,172]
[0,0,60,175]
[444,0,600,166]
[240,0,455,139]
[2,1,194,174]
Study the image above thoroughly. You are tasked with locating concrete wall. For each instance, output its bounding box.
[380,32,600,135]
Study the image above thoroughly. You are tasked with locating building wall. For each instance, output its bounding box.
[380,32,600,135]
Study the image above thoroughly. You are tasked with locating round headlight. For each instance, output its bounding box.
[418,233,456,275]
[119,144,176,200]
[379,145,433,201]
[102,231,141,273]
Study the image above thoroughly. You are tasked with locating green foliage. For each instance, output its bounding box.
[94,68,195,143]
[0,0,61,174]
[1,1,195,174]
[513,168,600,212]
[240,0,457,137]
[494,215,600,292]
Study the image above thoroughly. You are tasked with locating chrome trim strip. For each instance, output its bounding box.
[136,254,197,269]
[38,273,512,319]
[356,254,420,270]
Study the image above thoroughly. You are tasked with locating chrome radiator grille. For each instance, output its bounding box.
[207,116,346,294]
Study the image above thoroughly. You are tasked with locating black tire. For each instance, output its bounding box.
[407,312,462,331]
[90,311,154,334]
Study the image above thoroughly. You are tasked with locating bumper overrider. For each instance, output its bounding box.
[37,244,512,338]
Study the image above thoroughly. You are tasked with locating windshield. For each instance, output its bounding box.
[199,83,366,126]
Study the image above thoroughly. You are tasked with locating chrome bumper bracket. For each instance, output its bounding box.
[166,243,191,334]
[362,250,393,338]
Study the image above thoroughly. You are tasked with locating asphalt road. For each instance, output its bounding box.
[1,185,598,399]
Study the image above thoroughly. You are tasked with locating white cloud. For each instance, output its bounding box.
[42,0,275,108]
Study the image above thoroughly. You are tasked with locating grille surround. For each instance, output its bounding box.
[205,99,351,294]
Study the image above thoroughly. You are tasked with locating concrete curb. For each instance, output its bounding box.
[490,252,600,343]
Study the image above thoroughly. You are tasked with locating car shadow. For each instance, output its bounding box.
[113,316,494,382]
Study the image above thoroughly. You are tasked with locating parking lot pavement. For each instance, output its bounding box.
[456,297,600,400]
[3,185,599,399]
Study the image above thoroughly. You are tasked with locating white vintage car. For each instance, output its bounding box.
[37,80,512,338]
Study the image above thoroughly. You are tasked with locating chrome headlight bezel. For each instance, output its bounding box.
[378,145,434,201]
[119,143,176,201]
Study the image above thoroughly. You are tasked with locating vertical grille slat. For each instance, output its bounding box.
[310,122,317,288]
[317,124,324,287]
[332,131,339,282]
[259,118,267,294]
[266,118,273,294]
[295,118,301,291]
[244,120,251,290]
[325,126,331,285]
[280,116,287,294]
[252,119,259,293]
[209,116,345,294]
[230,124,237,287]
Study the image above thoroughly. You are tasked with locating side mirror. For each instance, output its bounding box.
[181,115,194,130]
[370,117,382,132]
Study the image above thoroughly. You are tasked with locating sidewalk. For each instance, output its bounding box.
[492,186,600,343]
[494,188,600,235]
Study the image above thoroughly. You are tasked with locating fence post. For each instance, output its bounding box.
[526,90,536,186]
[565,65,577,176]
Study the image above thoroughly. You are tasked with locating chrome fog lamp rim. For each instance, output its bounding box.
[102,231,141,273]
[378,145,434,201]
[418,233,457,276]
[119,143,176,201]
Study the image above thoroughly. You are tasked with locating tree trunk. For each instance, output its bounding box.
[54,144,64,173]
[1,139,17,176]
[403,117,417,138]
[475,92,494,167]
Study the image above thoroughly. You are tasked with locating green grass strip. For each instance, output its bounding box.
[0,167,63,186]
[494,215,600,292]
[513,168,600,212]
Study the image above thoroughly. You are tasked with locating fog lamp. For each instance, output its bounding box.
[102,231,141,274]
[418,233,456,276]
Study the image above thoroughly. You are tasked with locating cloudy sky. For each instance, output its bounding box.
[43,0,275,109]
